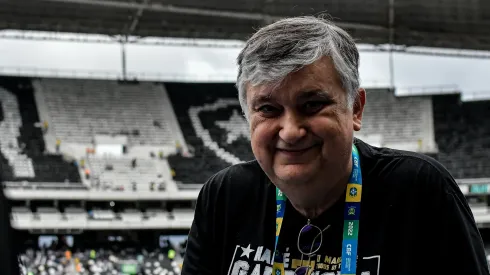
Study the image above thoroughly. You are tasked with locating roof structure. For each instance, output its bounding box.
[1,0,490,51]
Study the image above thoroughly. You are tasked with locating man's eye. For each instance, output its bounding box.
[256,105,281,117]
[258,105,278,113]
[303,101,326,114]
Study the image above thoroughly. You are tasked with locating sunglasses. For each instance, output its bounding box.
[294,220,331,275]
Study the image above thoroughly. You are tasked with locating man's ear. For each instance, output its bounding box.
[353,88,366,131]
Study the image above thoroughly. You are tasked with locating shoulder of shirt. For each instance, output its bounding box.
[354,138,460,195]
[199,159,268,198]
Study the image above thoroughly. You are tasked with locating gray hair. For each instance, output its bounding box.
[236,16,360,119]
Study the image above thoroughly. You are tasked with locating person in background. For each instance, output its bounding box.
[43,120,49,134]
[84,168,90,180]
[55,138,61,153]
[168,249,176,260]
[182,16,489,275]
[176,141,182,155]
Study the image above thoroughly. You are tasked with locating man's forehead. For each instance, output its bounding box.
[248,84,332,105]
[246,58,339,102]
[247,83,274,99]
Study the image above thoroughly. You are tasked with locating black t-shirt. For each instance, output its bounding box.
[182,139,489,275]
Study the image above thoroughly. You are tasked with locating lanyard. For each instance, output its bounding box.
[273,144,362,275]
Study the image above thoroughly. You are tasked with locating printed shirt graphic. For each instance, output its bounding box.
[227,244,381,275]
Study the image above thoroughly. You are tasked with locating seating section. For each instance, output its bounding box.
[166,85,440,184]
[0,76,82,185]
[432,95,490,179]
[1,76,488,189]
[165,82,253,184]
[357,89,436,152]
[37,78,176,146]
[0,88,35,178]
[88,156,166,191]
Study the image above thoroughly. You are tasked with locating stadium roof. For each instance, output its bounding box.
[1,0,490,51]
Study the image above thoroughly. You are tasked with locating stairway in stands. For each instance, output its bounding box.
[0,76,82,185]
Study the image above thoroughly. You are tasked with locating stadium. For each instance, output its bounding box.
[0,0,490,274]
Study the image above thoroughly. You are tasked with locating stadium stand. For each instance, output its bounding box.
[0,76,82,186]
[166,85,438,184]
[34,78,180,147]
[357,89,436,152]
[432,94,490,179]
[87,155,168,192]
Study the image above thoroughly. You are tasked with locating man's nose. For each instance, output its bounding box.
[278,113,307,145]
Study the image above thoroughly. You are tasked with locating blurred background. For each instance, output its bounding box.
[0,0,489,274]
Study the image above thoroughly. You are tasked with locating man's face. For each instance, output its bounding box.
[247,56,365,188]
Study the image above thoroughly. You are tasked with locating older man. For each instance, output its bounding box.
[182,17,488,275]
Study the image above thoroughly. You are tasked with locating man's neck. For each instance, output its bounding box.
[289,179,347,219]
[283,156,353,219]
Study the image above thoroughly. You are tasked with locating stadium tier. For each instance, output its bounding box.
[10,205,194,230]
[1,76,488,191]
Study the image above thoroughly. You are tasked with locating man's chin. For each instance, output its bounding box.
[273,164,316,184]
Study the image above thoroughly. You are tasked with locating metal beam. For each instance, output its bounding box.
[127,0,150,36]
[0,31,244,47]
[361,46,490,59]
[42,0,388,32]
[388,0,396,90]
[2,30,490,59]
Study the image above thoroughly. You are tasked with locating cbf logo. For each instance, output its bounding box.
[277,204,282,212]
[346,184,362,203]
[353,157,359,168]
[349,186,358,197]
